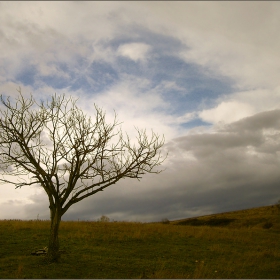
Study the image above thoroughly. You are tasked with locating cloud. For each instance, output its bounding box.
[132,2,280,114]
[74,74,177,143]
[117,43,151,62]
[152,1,280,90]
[199,101,256,125]
[2,2,280,92]
[197,87,280,126]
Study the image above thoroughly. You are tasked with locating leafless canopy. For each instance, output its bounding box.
[0,90,166,215]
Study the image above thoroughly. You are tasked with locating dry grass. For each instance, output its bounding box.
[0,205,279,278]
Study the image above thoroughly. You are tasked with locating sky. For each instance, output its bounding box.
[0,1,280,222]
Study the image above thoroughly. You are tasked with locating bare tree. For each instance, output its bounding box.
[0,90,166,262]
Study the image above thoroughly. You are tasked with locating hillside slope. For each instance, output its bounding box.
[172,204,280,230]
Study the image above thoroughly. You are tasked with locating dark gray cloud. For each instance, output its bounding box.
[21,109,280,222]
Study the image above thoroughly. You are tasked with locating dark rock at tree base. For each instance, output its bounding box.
[31,247,48,256]
[31,247,66,256]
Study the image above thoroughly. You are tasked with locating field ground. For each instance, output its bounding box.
[0,205,279,278]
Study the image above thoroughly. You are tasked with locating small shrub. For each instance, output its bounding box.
[98,215,110,222]
[161,218,170,224]
[175,218,235,227]
[176,218,204,226]
[262,221,273,229]
[206,218,236,226]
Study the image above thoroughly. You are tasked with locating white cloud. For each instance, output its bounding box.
[126,2,280,122]
[198,87,280,126]
[137,2,280,90]
[231,87,280,113]
[74,75,177,142]
[2,2,280,93]
[117,43,151,62]
[199,101,255,125]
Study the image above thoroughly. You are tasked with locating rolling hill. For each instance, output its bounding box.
[171,204,280,230]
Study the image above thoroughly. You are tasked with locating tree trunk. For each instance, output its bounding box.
[46,205,62,262]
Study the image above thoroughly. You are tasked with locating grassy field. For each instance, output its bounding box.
[0,205,279,279]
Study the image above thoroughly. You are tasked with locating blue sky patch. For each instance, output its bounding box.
[180,118,212,129]
[15,64,37,86]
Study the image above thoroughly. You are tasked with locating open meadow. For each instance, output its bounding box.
[0,205,279,279]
